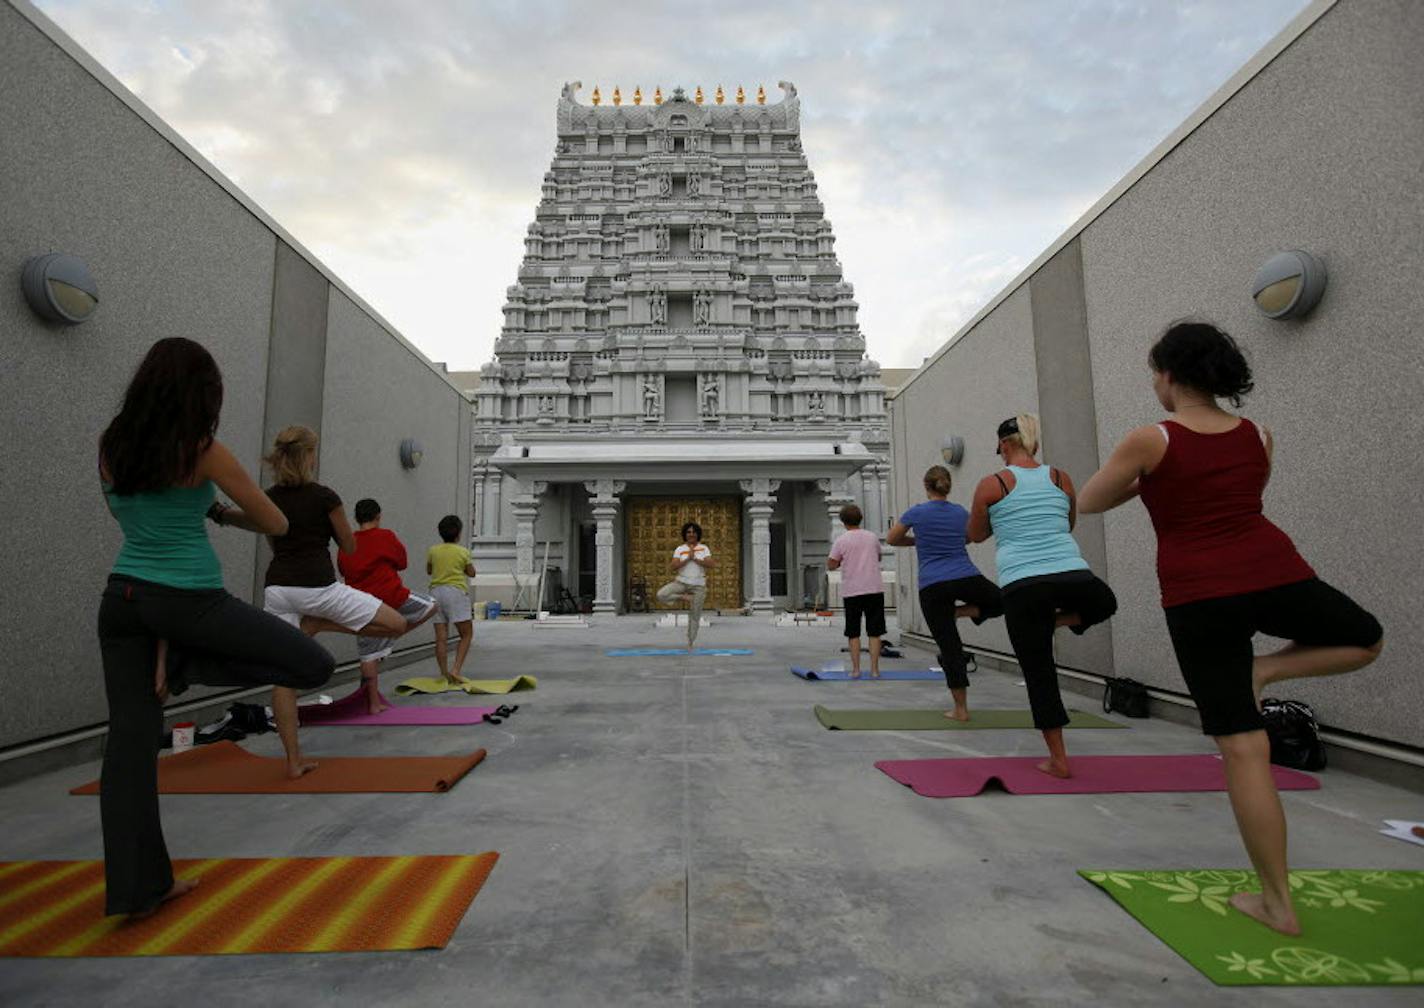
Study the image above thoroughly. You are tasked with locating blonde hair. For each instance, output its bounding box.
[923,465,952,496]
[1003,413,1041,456]
[266,425,318,486]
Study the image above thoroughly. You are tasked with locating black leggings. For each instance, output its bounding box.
[1001,571,1117,730]
[97,575,335,915]
[919,575,1004,690]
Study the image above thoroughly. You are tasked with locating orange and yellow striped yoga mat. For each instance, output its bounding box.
[0,853,498,957]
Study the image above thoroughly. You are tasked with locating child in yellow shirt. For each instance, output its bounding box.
[427,514,476,684]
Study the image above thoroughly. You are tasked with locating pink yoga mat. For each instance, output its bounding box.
[298,689,497,727]
[875,753,1320,798]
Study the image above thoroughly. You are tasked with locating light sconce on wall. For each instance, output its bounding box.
[940,435,965,467]
[1252,250,1327,320]
[399,438,423,469]
[22,253,99,324]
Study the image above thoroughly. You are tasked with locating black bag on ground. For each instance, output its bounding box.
[1102,676,1150,718]
[1261,698,1327,771]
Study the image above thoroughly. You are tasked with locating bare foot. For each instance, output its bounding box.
[1036,758,1071,778]
[286,760,319,780]
[870,670,880,679]
[444,674,468,686]
[1229,891,1301,936]
[849,669,861,679]
[1413,825,1424,840]
[366,702,390,716]
[130,877,198,919]
[944,709,970,722]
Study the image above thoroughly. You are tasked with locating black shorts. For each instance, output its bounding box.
[1164,578,1382,737]
[843,592,887,639]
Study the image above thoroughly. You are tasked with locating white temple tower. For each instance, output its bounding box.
[469,81,891,613]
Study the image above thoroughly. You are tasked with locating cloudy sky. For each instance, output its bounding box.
[37,0,1311,370]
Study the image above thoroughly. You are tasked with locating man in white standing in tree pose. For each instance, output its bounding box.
[657,521,714,650]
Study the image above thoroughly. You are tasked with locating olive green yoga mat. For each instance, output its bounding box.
[394,676,537,696]
[1081,869,1424,986]
[813,706,1124,730]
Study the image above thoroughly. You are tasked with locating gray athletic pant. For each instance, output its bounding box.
[97,575,335,915]
[656,579,706,646]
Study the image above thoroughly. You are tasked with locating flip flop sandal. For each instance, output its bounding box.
[482,713,503,725]
[494,704,519,717]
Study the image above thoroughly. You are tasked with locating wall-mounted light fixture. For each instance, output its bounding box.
[399,438,423,469]
[22,253,99,324]
[1252,250,1327,319]
[940,435,965,467]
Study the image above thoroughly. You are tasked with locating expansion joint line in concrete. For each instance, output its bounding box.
[680,671,693,1003]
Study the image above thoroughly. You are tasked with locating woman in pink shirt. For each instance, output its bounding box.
[827,503,886,678]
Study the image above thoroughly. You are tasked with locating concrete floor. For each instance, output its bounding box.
[2,614,1421,1007]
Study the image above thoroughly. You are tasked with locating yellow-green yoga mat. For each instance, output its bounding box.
[813,706,1123,730]
[395,676,537,696]
[1082,869,1424,986]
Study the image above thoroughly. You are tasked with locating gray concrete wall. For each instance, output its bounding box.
[890,286,1040,661]
[0,2,275,747]
[890,0,1424,749]
[1079,0,1424,748]
[0,1,471,750]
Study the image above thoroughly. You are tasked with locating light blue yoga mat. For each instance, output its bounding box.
[606,648,754,657]
[791,666,943,681]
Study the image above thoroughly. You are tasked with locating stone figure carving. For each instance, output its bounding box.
[560,81,582,102]
[538,395,556,417]
[646,284,667,325]
[687,173,702,198]
[700,374,720,416]
[694,289,713,326]
[658,173,673,197]
[690,225,704,252]
[655,223,670,252]
[642,375,661,419]
[808,390,826,417]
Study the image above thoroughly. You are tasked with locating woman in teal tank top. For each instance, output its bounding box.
[968,414,1118,778]
[97,338,335,918]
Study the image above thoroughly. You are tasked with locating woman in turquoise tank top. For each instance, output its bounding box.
[968,414,1118,778]
[98,338,335,918]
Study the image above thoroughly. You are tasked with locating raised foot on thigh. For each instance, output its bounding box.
[286,759,319,780]
[1229,891,1301,936]
[1035,758,1071,778]
[131,877,198,919]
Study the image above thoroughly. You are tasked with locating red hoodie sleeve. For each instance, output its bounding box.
[385,531,408,571]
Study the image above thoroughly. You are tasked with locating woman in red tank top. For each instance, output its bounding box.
[1080,321,1382,937]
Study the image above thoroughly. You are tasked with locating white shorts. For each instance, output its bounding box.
[431,584,473,624]
[357,593,437,661]
[264,582,383,633]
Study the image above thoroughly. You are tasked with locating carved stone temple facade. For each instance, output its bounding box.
[469,81,891,613]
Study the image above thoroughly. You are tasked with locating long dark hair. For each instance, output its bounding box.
[1149,321,1254,407]
[100,338,223,495]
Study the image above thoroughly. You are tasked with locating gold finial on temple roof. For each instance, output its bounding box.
[735,86,745,105]
[654,86,663,105]
[612,86,621,106]
[633,86,643,105]
[715,84,725,105]
[591,85,601,106]
[695,86,704,104]
[756,84,766,105]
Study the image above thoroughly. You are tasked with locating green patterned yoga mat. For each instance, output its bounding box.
[1081,869,1424,986]
[395,676,537,696]
[814,706,1124,730]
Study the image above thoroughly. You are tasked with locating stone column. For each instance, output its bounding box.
[487,472,503,536]
[471,467,487,539]
[818,478,855,546]
[584,479,626,613]
[740,478,780,612]
[511,481,547,601]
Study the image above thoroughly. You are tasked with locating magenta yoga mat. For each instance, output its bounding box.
[875,753,1321,798]
[298,689,497,727]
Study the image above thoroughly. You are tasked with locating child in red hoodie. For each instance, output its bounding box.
[337,498,436,713]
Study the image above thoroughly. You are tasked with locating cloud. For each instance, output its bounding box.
[35,0,1310,368]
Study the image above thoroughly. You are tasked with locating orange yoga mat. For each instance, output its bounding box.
[69,741,486,794]
[0,853,498,956]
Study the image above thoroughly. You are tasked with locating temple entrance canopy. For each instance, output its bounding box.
[467,81,892,612]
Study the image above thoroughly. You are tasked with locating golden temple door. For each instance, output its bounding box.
[625,496,743,611]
